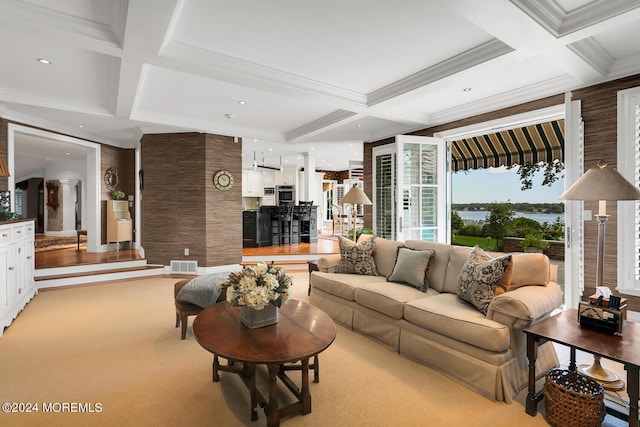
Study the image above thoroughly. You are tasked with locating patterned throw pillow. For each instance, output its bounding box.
[336,235,378,276]
[387,246,435,291]
[457,246,513,314]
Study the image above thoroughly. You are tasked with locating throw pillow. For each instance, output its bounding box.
[176,273,229,308]
[336,235,378,276]
[457,246,513,314]
[387,246,435,291]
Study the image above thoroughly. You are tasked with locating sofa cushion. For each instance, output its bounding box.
[444,246,473,294]
[336,236,378,275]
[354,282,434,319]
[372,237,404,277]
[509,253,551,289]
[311,271,383,301]
[387,247,435,291]
[457,247,513,315]
[404,293,510,352]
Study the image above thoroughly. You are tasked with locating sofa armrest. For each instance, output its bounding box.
[486,282,563,330]
[316,254,342,273]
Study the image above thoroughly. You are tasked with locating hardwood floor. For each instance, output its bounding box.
[35,236,339,269]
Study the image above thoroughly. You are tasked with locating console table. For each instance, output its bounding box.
[524,309,640,426]
[193,299,336,426]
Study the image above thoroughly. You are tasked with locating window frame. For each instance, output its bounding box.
[616,86,640,296]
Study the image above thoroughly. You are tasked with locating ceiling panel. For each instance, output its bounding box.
[171,0,495,93]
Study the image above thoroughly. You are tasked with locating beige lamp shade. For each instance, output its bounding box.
[340,186,371,241]
[560,161,640,201]
[340,186,372,205]
[0,154,9,177]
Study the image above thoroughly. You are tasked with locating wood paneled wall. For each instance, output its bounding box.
[140,132,242,267]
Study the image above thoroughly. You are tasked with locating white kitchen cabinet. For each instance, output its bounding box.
[0,220,36,337]
[263,170,277,187]
[279,166,298,186]
[242,170,264,197]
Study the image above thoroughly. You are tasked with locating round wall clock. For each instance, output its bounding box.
[213,170,234,191]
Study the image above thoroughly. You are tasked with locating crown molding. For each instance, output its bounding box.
[0,89,112,117]
[368,39,513,107]
[0,0,123,56]
[160,41,367,112]
[568,37,614,77]
[510,0,640,37]
[3,109,129,148]
[131,110,285,143]
[426,74,574,129]
[284,110,358,142]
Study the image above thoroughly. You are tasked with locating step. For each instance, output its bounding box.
[35,261,165,289]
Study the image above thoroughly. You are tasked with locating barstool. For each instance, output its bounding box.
[275,201,295,244]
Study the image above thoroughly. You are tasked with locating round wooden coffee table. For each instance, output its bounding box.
[193,299,336,427]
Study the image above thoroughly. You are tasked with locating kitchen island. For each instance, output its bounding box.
[242,205,317,247]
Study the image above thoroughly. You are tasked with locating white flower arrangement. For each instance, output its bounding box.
[225,262,293,310]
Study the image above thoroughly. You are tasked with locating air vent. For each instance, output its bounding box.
[170,260,198,274]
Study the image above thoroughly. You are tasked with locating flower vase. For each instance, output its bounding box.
[241,304,278,329]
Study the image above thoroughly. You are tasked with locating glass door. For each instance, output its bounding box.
[373,136,447,242]
[396,135,447,242]
[373,146,396,239]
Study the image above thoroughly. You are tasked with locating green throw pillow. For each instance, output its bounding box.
[336,236,378,276]
[387,246,435,291]
[457,246,512,315]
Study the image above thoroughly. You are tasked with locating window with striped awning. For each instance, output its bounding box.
[450,119,564,171]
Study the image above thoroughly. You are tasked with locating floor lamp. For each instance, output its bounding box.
[340,185,372,241]
[560,160,640,382]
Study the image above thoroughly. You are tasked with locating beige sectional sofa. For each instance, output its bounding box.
[309,237,563,403]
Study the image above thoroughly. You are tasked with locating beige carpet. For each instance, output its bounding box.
[0,272,627,426]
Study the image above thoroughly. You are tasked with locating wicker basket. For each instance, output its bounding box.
[544,369,605,427]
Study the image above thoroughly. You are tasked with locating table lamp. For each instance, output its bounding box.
[560,160,640,381]
[340,185,372,241]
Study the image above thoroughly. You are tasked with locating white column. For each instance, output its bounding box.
[302,153,316,203]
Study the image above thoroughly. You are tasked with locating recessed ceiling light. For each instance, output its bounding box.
[238,100,247,105]
[268,148,273,151]
[37,58,52,65]
[77,124,84,128]
[310,147,315,151]
[65,152,70,156]
[356,124,362,128]
[463,87,472,92]
[253,139,258,142]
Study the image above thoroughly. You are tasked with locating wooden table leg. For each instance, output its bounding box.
[247,363,259,422]
[313,355,319,383]
[213,355,220,382]
[525,334,538,416]
[301,358,311,414]
[266,363,280,427]
[626,364,639,427]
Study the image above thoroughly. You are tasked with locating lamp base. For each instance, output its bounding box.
[577,356,619,382]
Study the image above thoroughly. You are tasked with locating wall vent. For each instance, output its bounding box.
[170,260,198,274]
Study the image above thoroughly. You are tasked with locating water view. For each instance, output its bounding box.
[456,210,564,225]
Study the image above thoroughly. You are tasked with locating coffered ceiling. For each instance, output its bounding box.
[2,0,640,174]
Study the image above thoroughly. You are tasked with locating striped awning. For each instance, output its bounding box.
[450,119,564,172]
